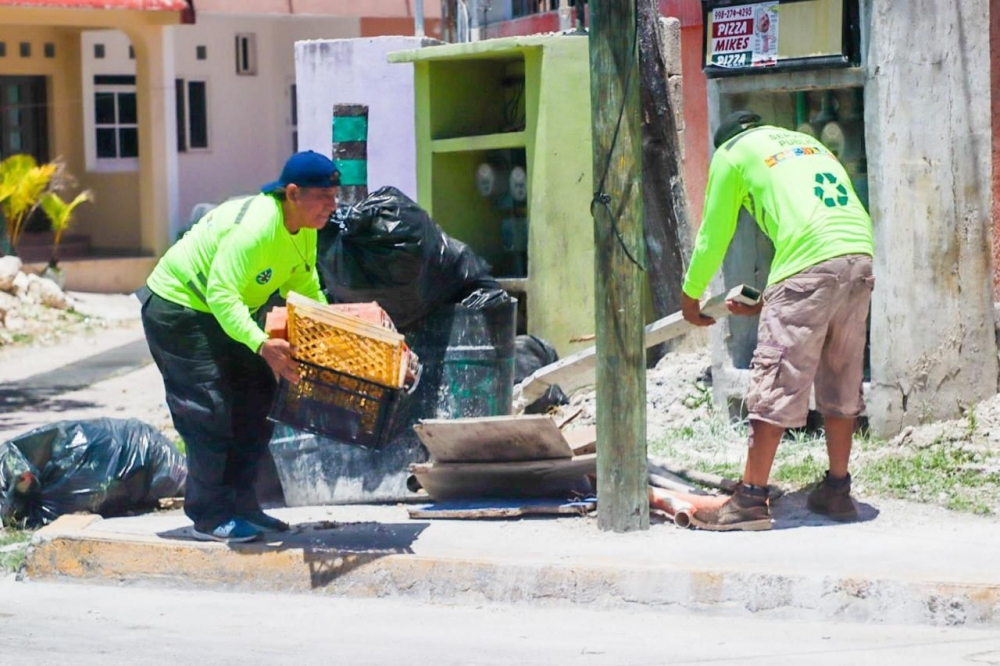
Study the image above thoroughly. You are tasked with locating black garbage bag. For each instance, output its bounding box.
[514,335,569,414]
[0,418,187,528]
[319,186,503,330]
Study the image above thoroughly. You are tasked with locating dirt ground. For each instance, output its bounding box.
[556,349,1000,517]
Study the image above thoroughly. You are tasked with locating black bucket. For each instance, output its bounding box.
[269,298,517,506]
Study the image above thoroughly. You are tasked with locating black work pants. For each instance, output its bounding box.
[141,292,276,531]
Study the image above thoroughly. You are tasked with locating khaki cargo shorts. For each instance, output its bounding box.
[746,254,874,429]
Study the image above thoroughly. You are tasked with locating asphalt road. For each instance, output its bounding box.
[1,579,999,666]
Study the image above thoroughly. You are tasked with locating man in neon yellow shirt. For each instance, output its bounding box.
[141,151,338,543]
[681,111,874,531]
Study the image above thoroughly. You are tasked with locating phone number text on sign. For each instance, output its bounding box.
[713,6,754,20]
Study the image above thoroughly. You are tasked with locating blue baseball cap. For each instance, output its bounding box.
[261,150,341,193]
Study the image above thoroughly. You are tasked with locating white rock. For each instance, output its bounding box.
[26,276,71,310]
[0,256,21,292]
[0,290,17,316]
[11,271,29,298]
[3,311,25,332]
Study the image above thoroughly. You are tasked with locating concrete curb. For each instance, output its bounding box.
[24,515,1000,628]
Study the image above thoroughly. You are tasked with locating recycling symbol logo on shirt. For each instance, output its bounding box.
[255,268,273,285]
[814,173,850,208]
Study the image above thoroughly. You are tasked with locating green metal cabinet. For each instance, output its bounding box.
[389,35,595,357]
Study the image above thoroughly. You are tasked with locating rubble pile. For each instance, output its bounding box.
[0,256,76,346]
[892,394,1000,455]
[555,350,713,443]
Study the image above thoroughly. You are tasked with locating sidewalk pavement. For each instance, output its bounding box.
[25,490,1000,629]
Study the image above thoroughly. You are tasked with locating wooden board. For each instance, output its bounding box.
[413,415,573,463]
[513,284,762,410]
[407,497,597,520]
[563,425,597,456]
[409,454,596,501]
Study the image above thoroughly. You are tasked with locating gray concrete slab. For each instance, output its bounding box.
[90,495,1000,586]
[26,490,1000,629]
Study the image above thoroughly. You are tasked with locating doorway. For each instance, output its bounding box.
[0,76,50,163]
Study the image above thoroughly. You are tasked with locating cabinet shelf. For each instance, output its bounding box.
[431,131,527,154]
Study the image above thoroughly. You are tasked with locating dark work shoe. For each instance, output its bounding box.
[690,483,773,532]
[238,510,290,533]
[192,518,260,543]
[807,471,858,522]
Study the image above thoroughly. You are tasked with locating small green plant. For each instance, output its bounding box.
[0,528,32,575]
[682,382,714,410]
[40,188,94,268]
[965,405,978,438]
[0,154,58,253]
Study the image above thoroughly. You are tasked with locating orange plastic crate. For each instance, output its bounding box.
[286,292,407,388]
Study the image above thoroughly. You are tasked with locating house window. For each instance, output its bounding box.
[44,43,55,58]
[94,43,105,59]
[129,45,135,60]
[196,45,207,60]
[0,43,6,58]
[175,78,209,151]
[94,75,138,159]
[19,43,30,58]
[235,34,257,76]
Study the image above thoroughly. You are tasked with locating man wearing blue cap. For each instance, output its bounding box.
[141,151,340,543]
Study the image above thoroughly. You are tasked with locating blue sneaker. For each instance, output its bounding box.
[238,510,290,533]
[192,518,260,543]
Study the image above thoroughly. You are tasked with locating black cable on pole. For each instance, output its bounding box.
[590,1,646,272]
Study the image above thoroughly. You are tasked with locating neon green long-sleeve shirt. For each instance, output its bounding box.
[146,193,327,352]
[682,126,874,299]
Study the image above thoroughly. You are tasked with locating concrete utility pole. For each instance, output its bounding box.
[588,0,649,532]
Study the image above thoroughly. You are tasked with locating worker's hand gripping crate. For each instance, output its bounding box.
[267,292,419,448]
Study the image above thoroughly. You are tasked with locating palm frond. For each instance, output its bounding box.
[41,189,94,262]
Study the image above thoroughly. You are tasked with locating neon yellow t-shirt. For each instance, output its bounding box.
[146,193,327,352]
[682,125,874,299]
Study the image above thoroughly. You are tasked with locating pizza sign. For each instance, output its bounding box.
[708,2,779,69]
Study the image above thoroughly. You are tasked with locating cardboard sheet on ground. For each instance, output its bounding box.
[410,454,596,501]
[413,415,573,463]
[563,426,597,456]
[408,497,597,520]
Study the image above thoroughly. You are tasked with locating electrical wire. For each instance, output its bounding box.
[589,4,645,271]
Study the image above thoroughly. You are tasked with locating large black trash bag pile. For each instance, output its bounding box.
[0,418,187,528]
[515,335,569,414]
[318,186,508,330]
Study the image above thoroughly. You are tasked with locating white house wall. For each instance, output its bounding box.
[295,37,425,201]
[79,15,360,246]
[170,14,359,236]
